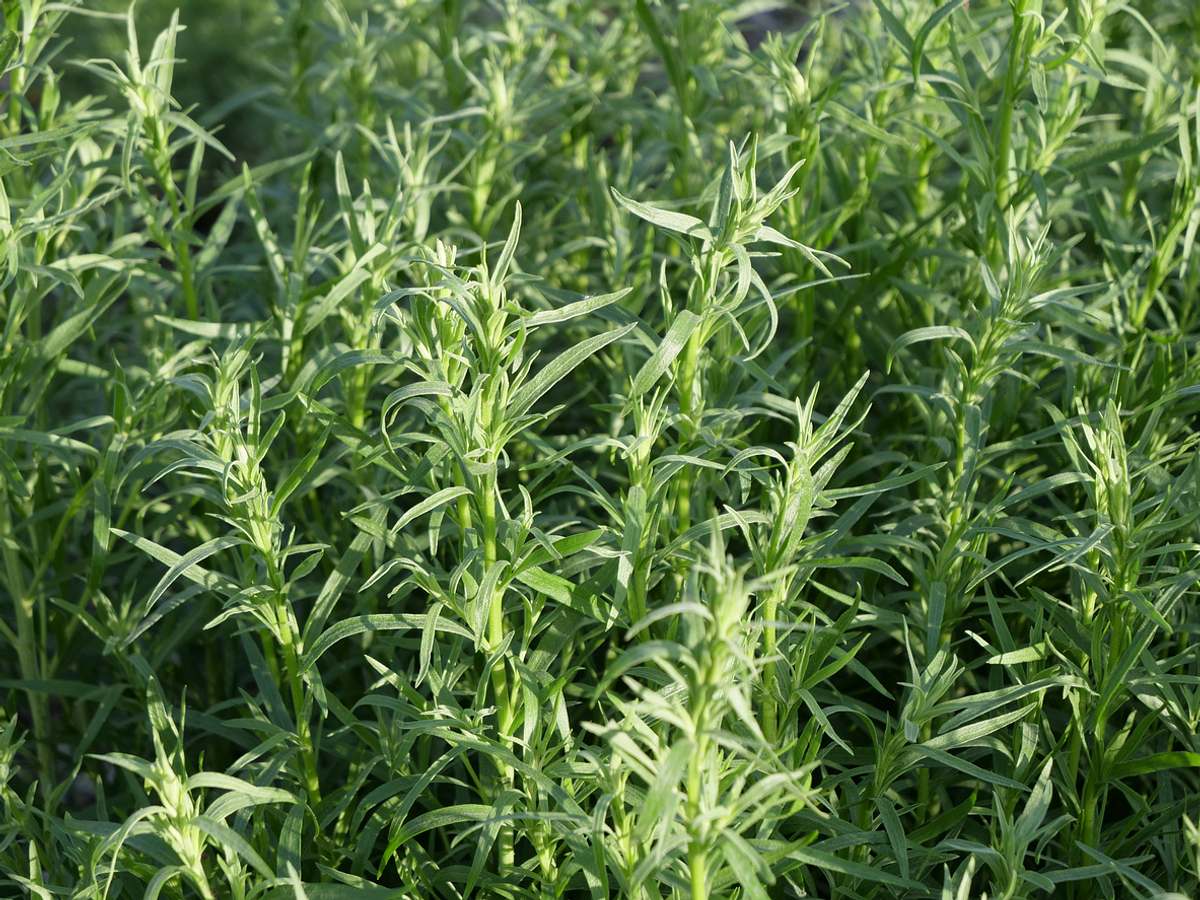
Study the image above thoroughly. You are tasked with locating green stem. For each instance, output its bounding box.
[1,497,53,804]
[177,238,198,321]
[13,602,53,802]
[280,608,321,804]
[150,119,199,320]
[629,551,649,628]
[438,397,474,559]
[917,722,932,822]
[348,285,380,430]
[456,493,473,556]
[687,693,711,899]
[1132,213,1188,330]
[688,835,708,900]
[991,2,1026,267]
[263,553,320,804]
[761,584,784,745]
[482,473,515,869]
[674,328,703,535]
[1077,753,1102,852]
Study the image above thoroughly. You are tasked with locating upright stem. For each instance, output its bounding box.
[438,397,474,558]
[687,676,711,899]
[282,634,321,804]
[348,283,380,430]
[456,493,473,555]
[177,238,199,320]
[688,834,709,900]
[483,474,505,713]
[917,722,932,821]
[271,567,321,804]
[629,552,649,627]
[289,0,317,118]
[482,471,515,869]
[674,328,703,535]
[150,120,199,320]
[761,583,784,745]
[4,509,54,805]
[991,1,1026,267]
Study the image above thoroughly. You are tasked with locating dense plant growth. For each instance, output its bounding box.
[2,0,1200,896]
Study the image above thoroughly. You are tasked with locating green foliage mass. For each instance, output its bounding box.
[2,0,1200,896]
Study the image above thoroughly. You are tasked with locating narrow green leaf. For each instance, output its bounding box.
[391,486,472,535]
[789,845,922,889]
[630,310,700,398]
[911,0,962,81]
[1111,752,1200,779]
[610,188,712,240]
[303,614,470,672]
[112,529,240,598]
[886,325,974,371]
[508,324,635,419]
[143,533,245,615]
[520,287,632,332]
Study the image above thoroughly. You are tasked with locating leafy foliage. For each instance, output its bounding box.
[2,0,1200,896]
